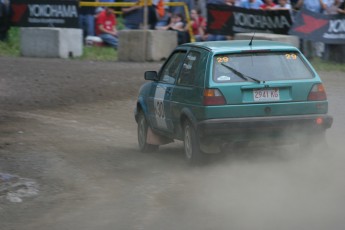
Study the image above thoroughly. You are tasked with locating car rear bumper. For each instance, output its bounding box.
[197,114,333,137]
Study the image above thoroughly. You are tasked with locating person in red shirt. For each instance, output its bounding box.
[260,0,276,9]
[189,9,206,42]
[96,7,118,49]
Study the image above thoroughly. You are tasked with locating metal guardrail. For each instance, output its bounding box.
[79,1,195,42]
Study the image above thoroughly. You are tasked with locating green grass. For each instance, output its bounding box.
[79,46,118,61]
[1,27,345,71]
[0,28,20,57]
[0,27,118,61]
[310,58,345,72]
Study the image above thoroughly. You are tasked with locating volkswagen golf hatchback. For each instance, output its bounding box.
[134,40,333,164]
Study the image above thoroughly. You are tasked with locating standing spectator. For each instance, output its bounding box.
[153,0,171,29]
[0,0,10,41]
[147,0,167,29]
[121,0,144,29]
[295,0,327,58]
[79,0,96,38]
[189,9,206,41]
[322,0,341,59]
[324,0,340,14]
[260,0,277,9]
[338,0,345,13]
[96,7,118,49]
[295,0,327,12]
[240,0,264,9]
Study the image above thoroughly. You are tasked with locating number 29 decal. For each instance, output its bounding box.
[285,53,297,60]
[216,56,229,63]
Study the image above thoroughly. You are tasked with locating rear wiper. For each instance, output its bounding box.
[221,63,261,83]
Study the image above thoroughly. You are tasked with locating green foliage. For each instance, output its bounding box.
[0,27,20,57]
[79,46,118,61]
[116,15,125,30]
[310,58,345,72]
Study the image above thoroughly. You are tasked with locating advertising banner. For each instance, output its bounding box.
[289,9,345,44]
[207,4,293,35]
[10,0,79,28]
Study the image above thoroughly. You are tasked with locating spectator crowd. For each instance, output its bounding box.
[79,0,345,58]
[1,0,344,59]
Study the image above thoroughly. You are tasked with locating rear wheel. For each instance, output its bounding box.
[137,111,159,152]
[183,121,205,165]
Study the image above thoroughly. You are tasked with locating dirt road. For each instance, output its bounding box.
[1,57,345,230]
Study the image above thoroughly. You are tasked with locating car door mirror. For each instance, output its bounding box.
[144,71,159,81]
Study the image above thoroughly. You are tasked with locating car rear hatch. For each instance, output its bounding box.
[204,51,328,119]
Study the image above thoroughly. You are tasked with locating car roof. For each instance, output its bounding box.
[180,40,299,53]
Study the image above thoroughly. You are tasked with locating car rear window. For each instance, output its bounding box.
[213,52,314,83]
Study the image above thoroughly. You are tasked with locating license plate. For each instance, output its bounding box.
[253,88,280,102]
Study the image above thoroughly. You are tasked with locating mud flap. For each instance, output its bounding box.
[147,127,173,145]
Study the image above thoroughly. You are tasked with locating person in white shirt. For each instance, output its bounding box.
[273,0,292,10]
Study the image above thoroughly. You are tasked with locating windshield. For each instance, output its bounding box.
[213,52,315,83]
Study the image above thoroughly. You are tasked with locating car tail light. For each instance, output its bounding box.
[315,117,324,125]
[308,84,327,101]
[203,89,226,106]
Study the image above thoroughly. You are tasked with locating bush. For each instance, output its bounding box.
[0,27,20,57]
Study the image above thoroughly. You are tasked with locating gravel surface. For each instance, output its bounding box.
[0,57,161,110]
[1,56,345,230]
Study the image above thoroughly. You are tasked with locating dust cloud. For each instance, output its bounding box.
[142,136,345,230]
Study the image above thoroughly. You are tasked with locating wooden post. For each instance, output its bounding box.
[143,0,148,30]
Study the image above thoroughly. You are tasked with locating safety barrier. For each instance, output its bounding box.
[20,27,83,58]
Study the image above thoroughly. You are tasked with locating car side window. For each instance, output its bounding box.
[178,51,201,86]
[160,51,186,84]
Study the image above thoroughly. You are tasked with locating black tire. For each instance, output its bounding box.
[183,121,205,165]
[137,111,159,153]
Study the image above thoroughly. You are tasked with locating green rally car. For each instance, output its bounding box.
[134,40,333,164]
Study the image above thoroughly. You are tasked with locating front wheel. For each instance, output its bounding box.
[137,111,159,153]
[183,121,205,165]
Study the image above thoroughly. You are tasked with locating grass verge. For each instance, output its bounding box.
[0,28,118,61]
[78,46,117,61]
[0,28,20,57]
[1,28,344,72]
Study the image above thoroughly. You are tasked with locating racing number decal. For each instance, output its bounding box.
[285,53,297,60]
[216,56,229,63]
[153,86,168,129]
[155,100,165,119]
